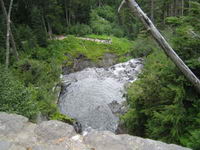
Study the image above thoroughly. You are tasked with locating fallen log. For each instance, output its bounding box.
[122,0,200,94]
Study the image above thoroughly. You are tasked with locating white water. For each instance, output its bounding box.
[59,58,143,132]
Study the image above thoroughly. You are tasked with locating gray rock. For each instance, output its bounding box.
[0,112,28,136]
[0,141,27,150]
[9,144,26,150]
[119,134,191,150]
[32,145,67,150]
[12,123,38,147]
[84,131,191,150]
[0,141,11,150]
[84,131,133,150]
[34,120,76,142]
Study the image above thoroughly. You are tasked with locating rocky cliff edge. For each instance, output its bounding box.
[0,112,191,150]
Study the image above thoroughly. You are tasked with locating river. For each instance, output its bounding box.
[59,58,143,132]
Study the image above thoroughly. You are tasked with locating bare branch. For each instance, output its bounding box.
[118,0,126,13]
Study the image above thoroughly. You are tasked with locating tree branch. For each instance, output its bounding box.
[118,0,126,13]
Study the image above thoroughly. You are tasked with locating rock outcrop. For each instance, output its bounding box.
[0,112,191,150]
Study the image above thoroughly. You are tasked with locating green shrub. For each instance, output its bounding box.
[130,34,155,58]
[122,49,200,146]
[122,6,200,147]
[13,59,60,87]
[16,25,37,50]
[11,57,61,119]
[66,24,92,36]
[31,7,48,47]
[94,5,115,22]
[0,65,39,119]
[89,5,124,37]
[112,26,125,37]
[181,129,200,150]
[165,17,183,27]
[90,11,113,35]
[0,47,5,64]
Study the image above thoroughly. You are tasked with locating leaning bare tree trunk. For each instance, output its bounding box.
[0,0,19,61]
[124,0,200,94]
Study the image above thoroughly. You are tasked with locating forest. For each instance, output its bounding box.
[0,0,200,149]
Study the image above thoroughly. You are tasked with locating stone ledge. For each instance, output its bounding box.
[0,112,191,150]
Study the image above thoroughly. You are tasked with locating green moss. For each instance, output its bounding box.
[50,112,75,125]
[56,35,135,65]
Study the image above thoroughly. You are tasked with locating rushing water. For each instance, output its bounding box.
[59,58,143,132]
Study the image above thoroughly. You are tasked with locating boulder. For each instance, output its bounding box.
[9,144,26,150]
[32,145,67,150]
[119,134,191,150]
[84,131,191,150]
[0,141,11,150]
[34,120,76,143]
[84,131,133,150]
[0,112,28,136]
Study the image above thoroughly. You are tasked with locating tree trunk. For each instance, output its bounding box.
[150,0,154,22]
[163,10,167,25]
[68,0,71,26]
[174,0,177,16]
[181,0,184,16]
[125,0,200,94]
[170,1,174,16]
[47,21,52,39]
[0,0,19,61]
[41,15,48,35]
[188,0,191,13]
[5,0,14,69]
[64,0,69,25]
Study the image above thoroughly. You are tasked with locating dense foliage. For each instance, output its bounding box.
[122,1,200,149]
[0,65,38,119]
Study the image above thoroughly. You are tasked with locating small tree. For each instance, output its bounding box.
[3,0,14,69]
[0,0,19,62]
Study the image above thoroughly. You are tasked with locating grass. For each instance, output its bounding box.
[51,35,135,66]
[84,34,112,40]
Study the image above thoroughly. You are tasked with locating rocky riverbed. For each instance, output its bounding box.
[59,58,143,132]
[0,112,191,150]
